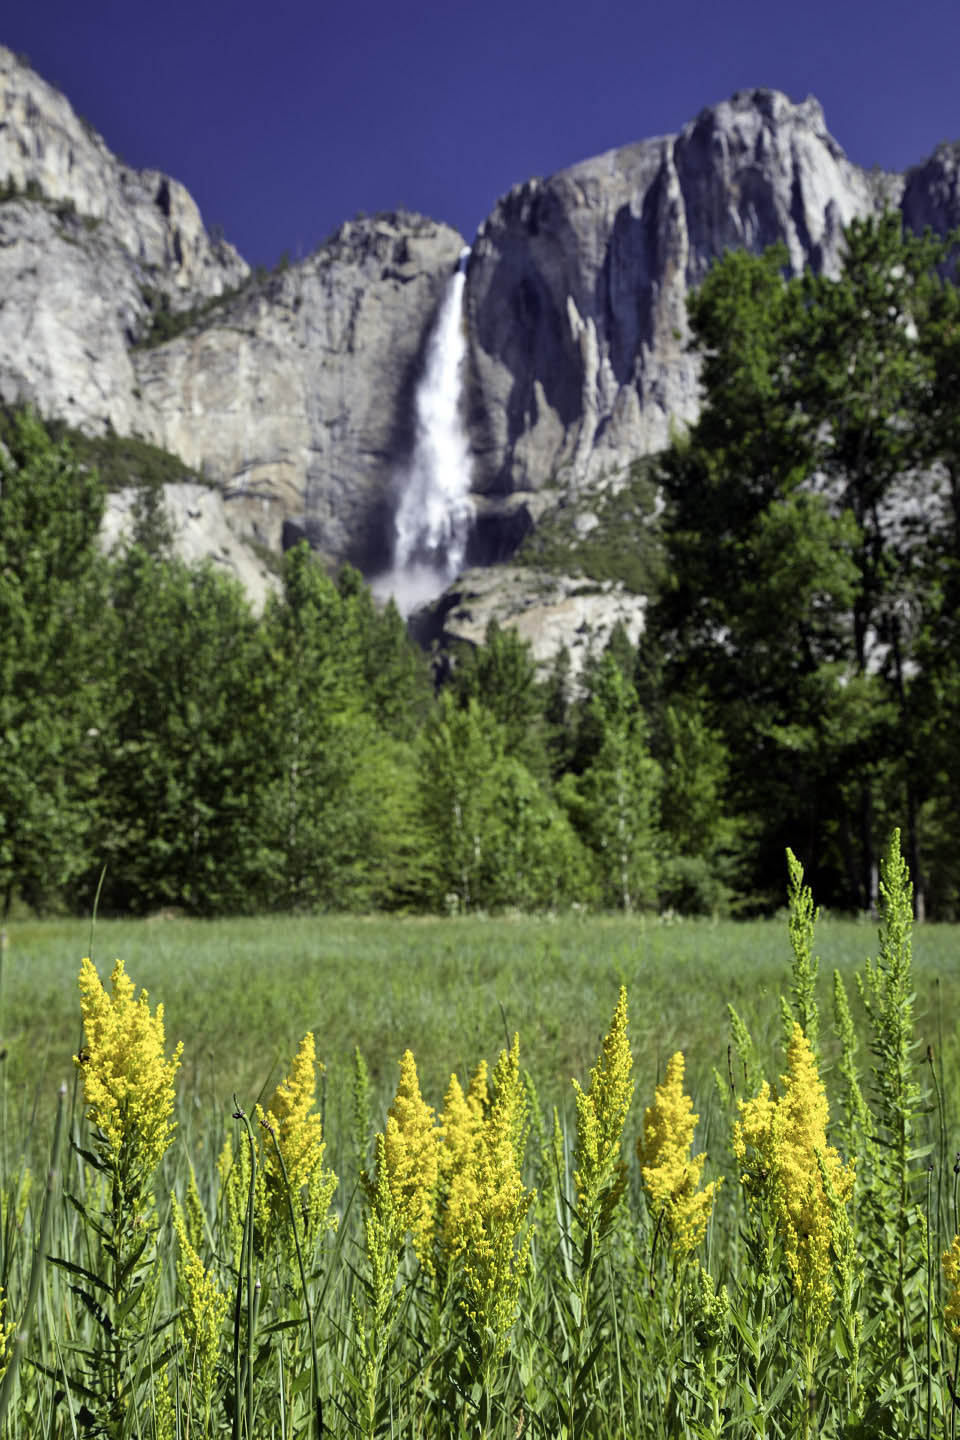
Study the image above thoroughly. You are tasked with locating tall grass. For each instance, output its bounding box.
[0,857,957,1436]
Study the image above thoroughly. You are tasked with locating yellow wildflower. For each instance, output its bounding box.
[0,1289,14,1379]
[439,1061,487,1182]
[182,1163,207,1255]
[152,1369,175,1440]
[944,1234,960,1343]
[466,1057,489,1111]
[76,958,182,1184]
[435,1066,486,1280]
[219,1033,337,1263]
[171,1193,228,1426]
[440,1075,480,1164]
[733,1023,855,1335]
[573,986,634,1224]
[257,1032,338,1254]
[382,1050,439,1267]
[638,1052,719,1256]
[441,1036,535,1354]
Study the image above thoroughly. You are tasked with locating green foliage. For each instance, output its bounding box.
[448,619,547,775]
[94,548,264,914]
[655,697,735,914]
[135,251,296,350]
[134,281,246,348]
[0,408,207,492]
[0,847,955,1438]
[652,214,960,912]
[417,694,589,912]
[252,545,429,912]
[0,411,111,917]
[783,847,820,1055]
[560,655,661,912]
[517,458,665,594]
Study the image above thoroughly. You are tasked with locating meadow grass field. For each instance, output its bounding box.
[0,866,958,1438]
[6,909,959,1143]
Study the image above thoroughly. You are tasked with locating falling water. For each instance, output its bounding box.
[376,247,474,614]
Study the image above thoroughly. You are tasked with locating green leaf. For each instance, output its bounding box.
[49,1255,111,1294]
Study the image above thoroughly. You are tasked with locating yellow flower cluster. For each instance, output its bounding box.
[733,1023,854,1335]
[382,1050,439,1268]
[638,1052,719,1256]
[75,958,182,1184]
[942,1232,960,1343]
[0,1289,14,1380]
[573,986,634,1224]
[220,1032,337,1263]
[438,1059,488,1256]
[439,1037,535,1353]
[171,1187,228,1424]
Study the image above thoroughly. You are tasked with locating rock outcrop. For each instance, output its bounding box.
[134,216,467,567]
[100,483,280,613]
[411,565,647,685]
[465,89,901,500]
[0,46,464,585]
[3,48,960,660]
[0,46,248,433]
[901,141,960,240]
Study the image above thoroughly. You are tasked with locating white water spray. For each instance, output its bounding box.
[376,248,474,614]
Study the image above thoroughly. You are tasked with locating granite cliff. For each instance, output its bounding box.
[465,90,899,505]
[3,47,959,652]
[134,216,466,569]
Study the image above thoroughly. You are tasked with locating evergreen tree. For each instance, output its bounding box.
[448,619,548,778]
[336,564,433,739]
[97,548,263,913]
[656,697,736,914]
[0,411,111,916]
[653,216,957,910]
[255,545,427,911]
[560,656,661,912]
[417,694,587,912]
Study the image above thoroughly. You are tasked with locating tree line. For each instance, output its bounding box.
[3,212,959,919]
[0,410,683,919]
[649,213,960,918]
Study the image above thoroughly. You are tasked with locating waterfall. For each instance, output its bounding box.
[374,248,474,614]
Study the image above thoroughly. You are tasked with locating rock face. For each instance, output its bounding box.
[0,46,248,434]
[134,216,467,568]
[3,50,960,650]
[901,141,960,239]
[0,46,464,584]
[411,565,647,686]
[466,89,901,499]
[100,483,280,614]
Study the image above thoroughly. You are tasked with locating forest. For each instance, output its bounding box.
[3,213,959,921]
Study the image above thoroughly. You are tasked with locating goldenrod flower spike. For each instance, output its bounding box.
[383,1049,440,1267]
[442,1036,535,1354]
[76,957,182,1182]
[943,1233,960,1342]
[638,1051,720,1256]
[573,986,634,1223]
[440,1074,480,1162]
[171,1194,228,1426]
[258,1032,338,1253]
[733,1023,854,1335]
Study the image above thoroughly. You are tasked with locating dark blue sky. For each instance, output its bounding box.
[5,1,958,268]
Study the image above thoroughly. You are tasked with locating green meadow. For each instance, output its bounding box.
[1,890,959,1438]
[6,910,959,1149]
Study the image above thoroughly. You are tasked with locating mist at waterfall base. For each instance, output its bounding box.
[372,249,474,617]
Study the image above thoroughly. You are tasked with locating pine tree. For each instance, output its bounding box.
[0,411,112,915]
